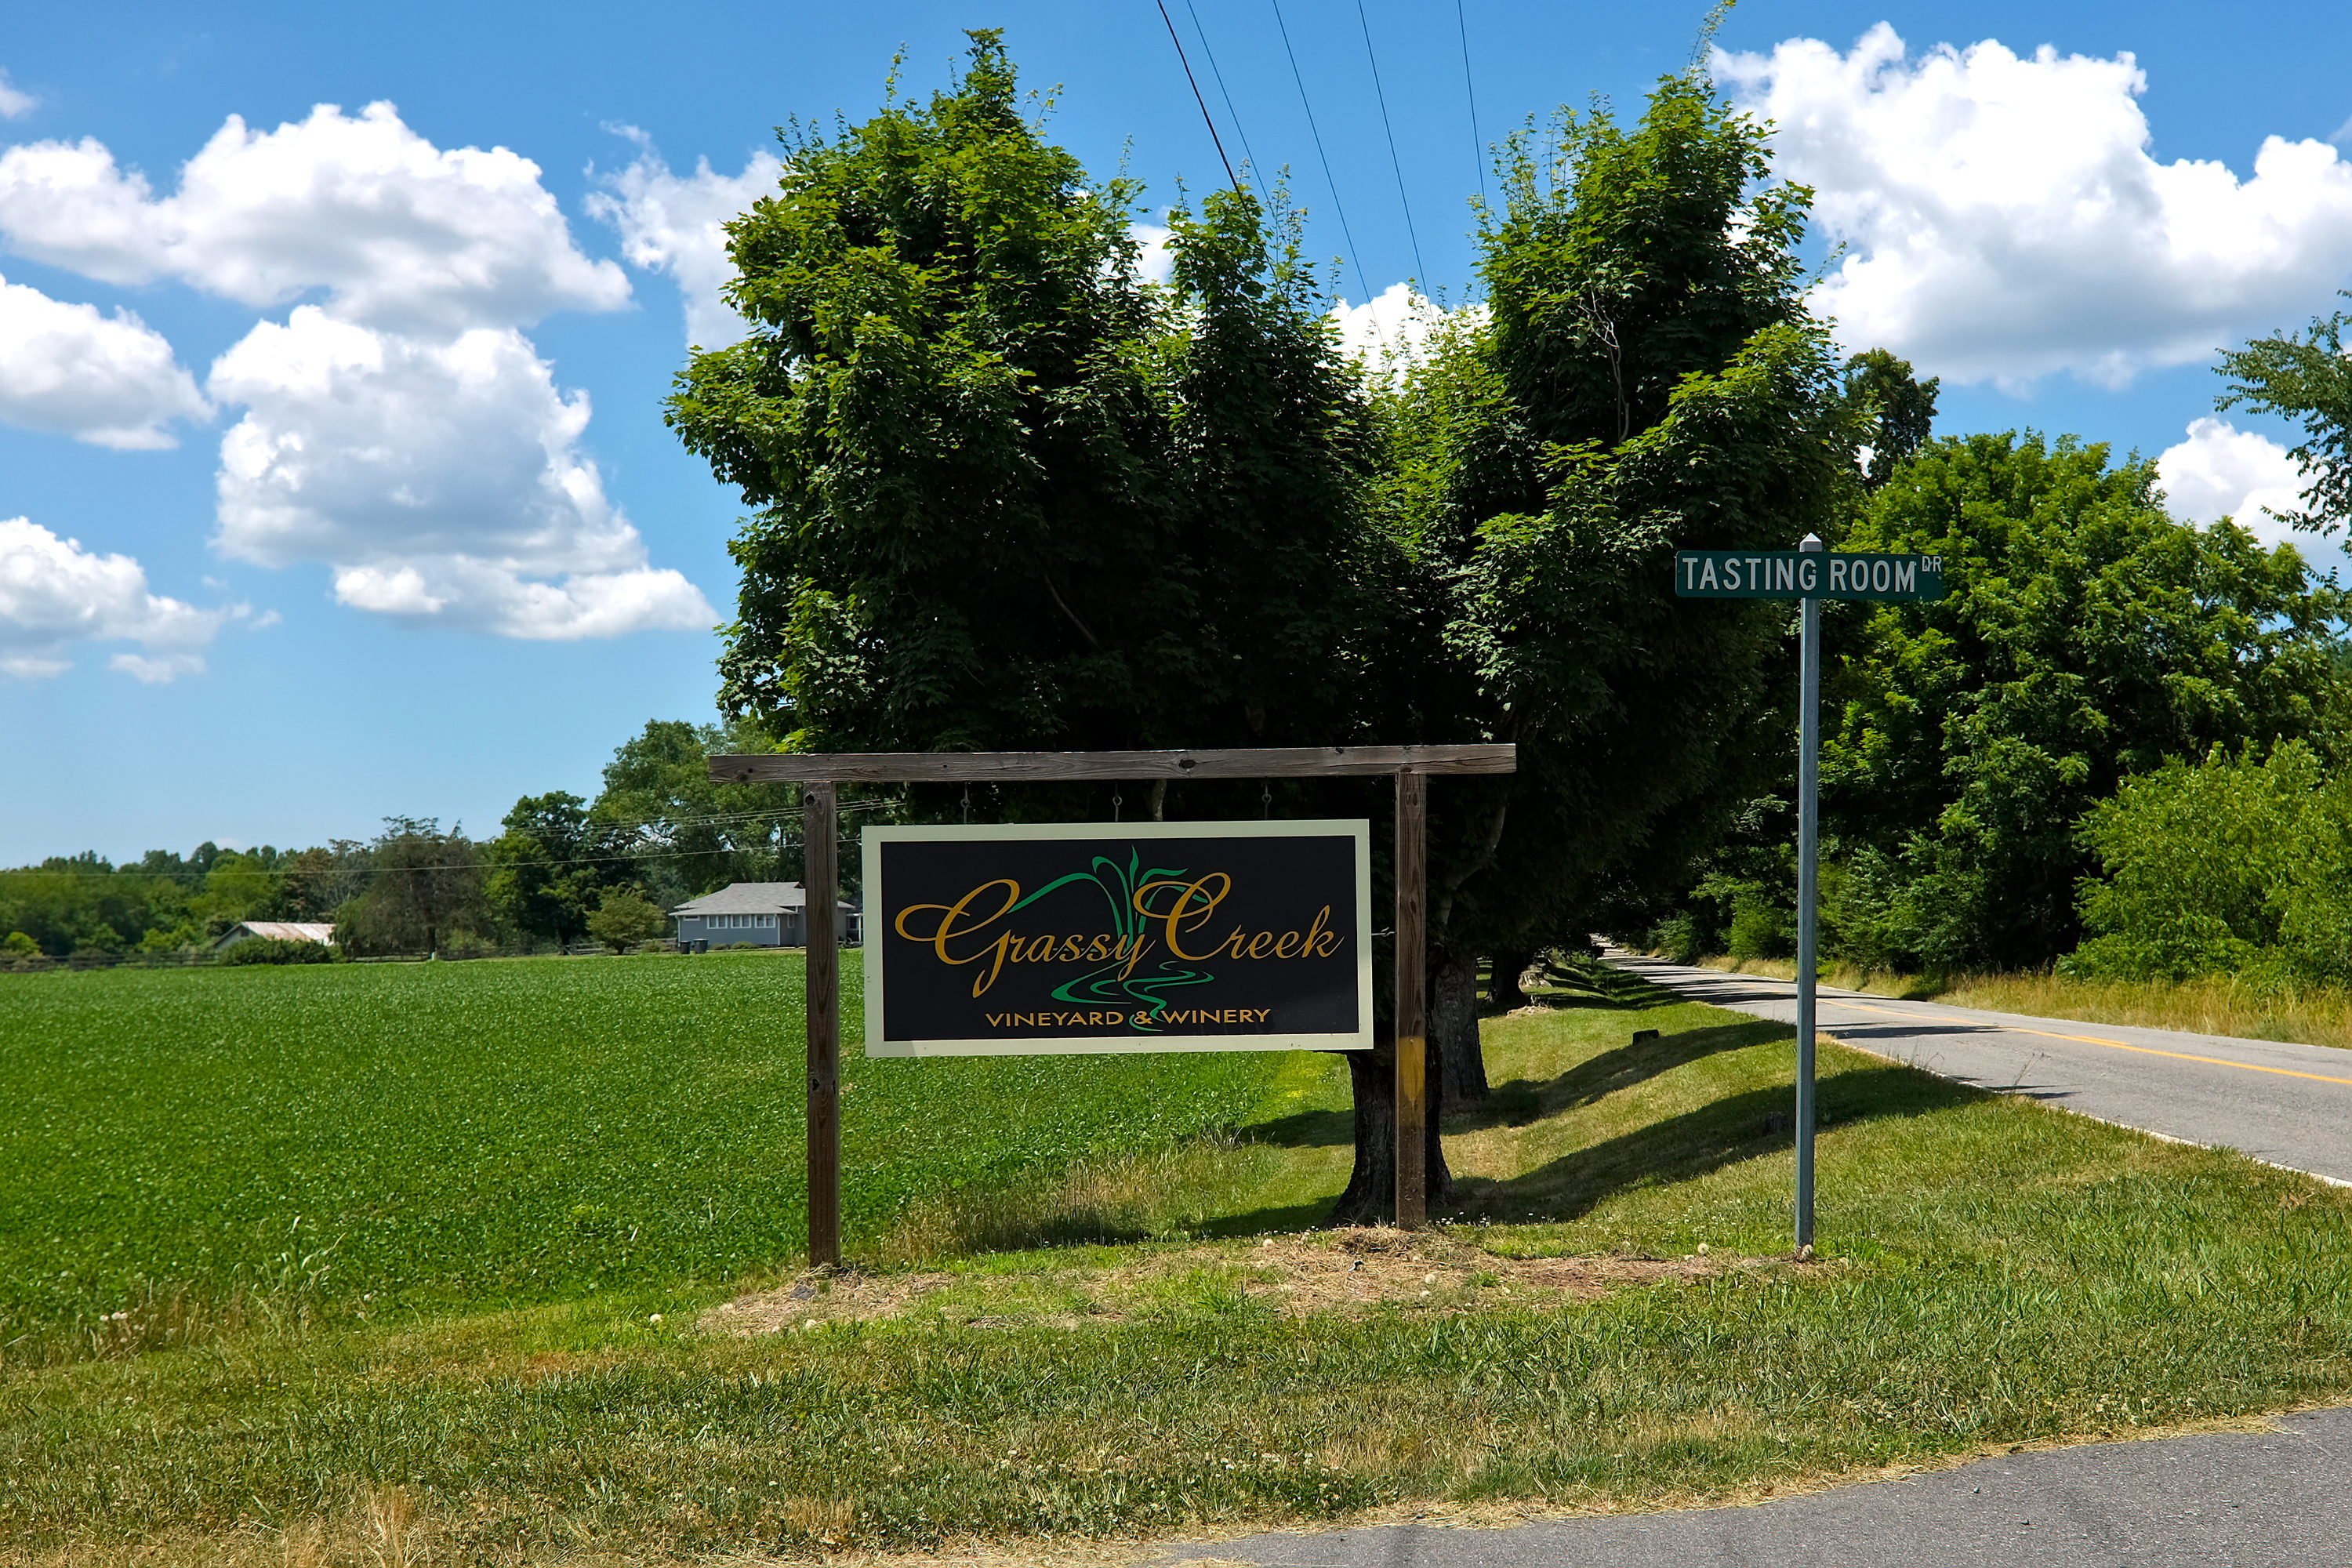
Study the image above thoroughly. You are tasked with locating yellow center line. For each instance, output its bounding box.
[1817,996,2352,1088]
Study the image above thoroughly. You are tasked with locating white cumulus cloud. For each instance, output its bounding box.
[0,103,630,332]
[1330,283,1476,376]
[0,271,209,447]
[0,71,32,121]
[586,134,781,349]
[1130,222,1176,286]
[1717,25,2352,389]
[2156,417,2317,550]
[0,515,226,681]
[0,103,716,641]
[207,307,713,639]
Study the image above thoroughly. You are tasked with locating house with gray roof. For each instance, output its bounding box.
[212,920,339,953]
[670,882,862,949]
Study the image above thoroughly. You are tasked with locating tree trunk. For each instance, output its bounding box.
[1490,947,1536,1012]
[1327,1036,1450,1224]
[1430,946,1488,1105]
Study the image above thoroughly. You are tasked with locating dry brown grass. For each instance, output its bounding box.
[1695,956,2352,1051]
[702,1227,1762,1338]
[3,1409,2303,1568]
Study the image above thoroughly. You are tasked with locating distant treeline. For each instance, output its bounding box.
[0,719,804,960]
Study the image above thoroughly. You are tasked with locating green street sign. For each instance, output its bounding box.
[1675,550,1947,601]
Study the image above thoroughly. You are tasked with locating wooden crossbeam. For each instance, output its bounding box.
[706,744,1515,785]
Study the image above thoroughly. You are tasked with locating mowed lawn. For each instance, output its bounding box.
[0,953,1276,1352]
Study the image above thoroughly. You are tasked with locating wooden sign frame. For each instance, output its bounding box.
[706,744,1517,1263]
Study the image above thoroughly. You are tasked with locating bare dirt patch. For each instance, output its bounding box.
[700,1227,1763,1337]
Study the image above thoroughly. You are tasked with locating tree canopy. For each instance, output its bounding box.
[2218,295,2352,537]
[1821,432,2348,970]
[669,35,1861,1214]
[2068,741,2352,985]
[669,34,1378,811]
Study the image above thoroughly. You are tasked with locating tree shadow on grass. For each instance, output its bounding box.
[1242,1104,1357,1150]
[1513,961,1677,1013]
[1451,1021,1788,1132]
[1192,1196,1343,1239]
[1238,1018,1785,1153]
[1447,1063,1987,1225]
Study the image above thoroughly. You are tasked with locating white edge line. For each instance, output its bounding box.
[1613,961,2352,1192]
[1827,1032,2352,1190]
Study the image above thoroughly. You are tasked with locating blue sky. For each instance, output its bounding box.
[3,0,2350,865]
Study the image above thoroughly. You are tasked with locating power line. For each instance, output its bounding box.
[1457,0,1486,205]
[1353,0,1426,285]
[1154,0,1240,191]
[1183,0,1263,188]
[1269,0,1379,332]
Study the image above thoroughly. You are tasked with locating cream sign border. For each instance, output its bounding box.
[861,818,1375,1057]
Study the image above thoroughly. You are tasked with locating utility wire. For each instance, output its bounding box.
[1457,0,1486,205]
[1353,0,1425,285]
[1269,0,1379,332]
[1183,0,1263,188]
[1154,0,1241,191]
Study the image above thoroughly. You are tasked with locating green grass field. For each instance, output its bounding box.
[2,957,2349,1564]
[0,953,1276,1358]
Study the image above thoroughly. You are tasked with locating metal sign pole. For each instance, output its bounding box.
[1668,542,1951,1258]
[1795,534,1822,1255]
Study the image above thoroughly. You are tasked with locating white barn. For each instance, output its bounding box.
[212,920,339,953]
[671,883,862,949]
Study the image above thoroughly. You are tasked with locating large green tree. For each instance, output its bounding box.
[485,792,607,948]
[1821,432,2349,970]
[670,35,1377,807]
[2218,296,2352,537]
[589,717,798,906]
[334,818,490,958]
[1363,71,1848,1139]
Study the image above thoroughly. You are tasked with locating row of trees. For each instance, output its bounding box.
[665,33,2352,1208]
[0,718,794,959]
[1639,296,2352,980]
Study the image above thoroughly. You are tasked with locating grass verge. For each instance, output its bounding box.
[3,961,2348,1563]
[1692,953,2352,1051]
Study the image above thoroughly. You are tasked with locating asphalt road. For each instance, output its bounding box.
[1158,1406,2352,1567]
[1612,956,2352,1189]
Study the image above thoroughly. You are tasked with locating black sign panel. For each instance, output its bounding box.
[861,821,1373,1056]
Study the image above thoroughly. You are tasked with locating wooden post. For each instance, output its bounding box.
[803,780,840,1267]
[1394,768,1427,1228]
